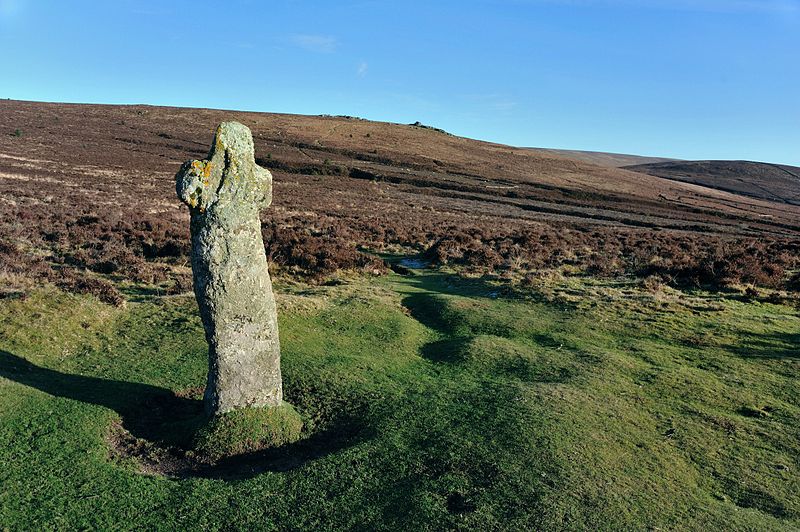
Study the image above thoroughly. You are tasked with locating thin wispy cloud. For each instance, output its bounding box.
[521,0,800,13]
[357,61,368,77]
[290,34,338,53]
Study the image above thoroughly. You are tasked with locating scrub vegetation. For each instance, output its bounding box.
[1,100,799,303]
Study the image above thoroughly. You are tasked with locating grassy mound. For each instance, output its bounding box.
[192,403,304,461]
[431,334,583,384]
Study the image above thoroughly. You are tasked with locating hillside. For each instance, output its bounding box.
[2,99,798,302]
[626,160,800,206]
[2,99,798,240]
[527,147,676,168]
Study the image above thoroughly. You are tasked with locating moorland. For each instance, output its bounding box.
[0,99,798,530]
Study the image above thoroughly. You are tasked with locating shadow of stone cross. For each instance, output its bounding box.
[0,350,204,448]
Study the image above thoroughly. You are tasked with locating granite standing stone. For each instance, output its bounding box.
[176,121,282,416]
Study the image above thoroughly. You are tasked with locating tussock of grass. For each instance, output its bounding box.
[192,403,304,461]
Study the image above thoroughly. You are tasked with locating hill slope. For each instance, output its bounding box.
[527,147,676,168]
[1,99,798,299]
[1,99,798,241]
[625,160,800,206]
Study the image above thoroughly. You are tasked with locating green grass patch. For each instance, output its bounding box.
[192,403,304,462]
[0,271,797,529]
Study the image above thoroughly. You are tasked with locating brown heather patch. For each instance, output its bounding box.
[0,99,798,302]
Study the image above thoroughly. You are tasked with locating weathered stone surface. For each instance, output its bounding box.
[176,121,282,416]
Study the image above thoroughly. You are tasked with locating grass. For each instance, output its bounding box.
[0,268,797,530]
[193,404,304,461]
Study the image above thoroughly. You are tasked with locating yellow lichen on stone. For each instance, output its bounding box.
[215,126,223,151]
[191,160,214,179]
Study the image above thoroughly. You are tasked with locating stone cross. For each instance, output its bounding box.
[176,121,282,416]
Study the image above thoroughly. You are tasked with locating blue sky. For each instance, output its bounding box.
[1,0,798,164]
